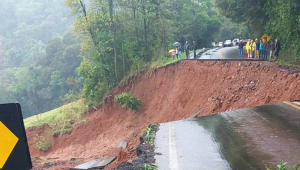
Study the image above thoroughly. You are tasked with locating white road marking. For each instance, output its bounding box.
[169,122,179,170]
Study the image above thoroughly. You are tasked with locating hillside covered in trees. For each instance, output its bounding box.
[66,0,226,107]
[0,0,249,118]
[0,0,82,117]
[216,0,300,61]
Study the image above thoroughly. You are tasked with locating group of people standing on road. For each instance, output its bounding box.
[184,41,197,59]
[172,41,197,60]
[172,46,182,60]
[238,38,280,61]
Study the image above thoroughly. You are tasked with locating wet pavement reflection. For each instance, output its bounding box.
[155,102,300,169]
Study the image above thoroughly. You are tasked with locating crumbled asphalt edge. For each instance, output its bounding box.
[196,48,209,58]
[112,124,160,170]
[278,65,300,74]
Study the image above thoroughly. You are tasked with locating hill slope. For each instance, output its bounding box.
[27,60,300,169]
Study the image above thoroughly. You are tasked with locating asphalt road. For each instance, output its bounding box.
[154,101,300,170]
[199,46,250,60]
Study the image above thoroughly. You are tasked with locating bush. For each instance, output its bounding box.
[34,135,52,152]
[48,119,74,137]
[266,161,300,170]
[144,164,157,170]
[115,93,141,110]
[142,124,158,145]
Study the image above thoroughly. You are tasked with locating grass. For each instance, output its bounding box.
[141,124,158,146]
[275,51,300,68]
[48,119,74,137]
[276,59,300,68]
[24,100,88,129]
[150,51,189,68]
[144,164,157,170]
[120,52,186,89]
[34,134,52,152]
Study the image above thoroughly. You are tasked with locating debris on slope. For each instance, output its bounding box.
[26,61,300,169]
[112,124,159,170]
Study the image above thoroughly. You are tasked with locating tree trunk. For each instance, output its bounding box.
[142,2,150,61]
[122,41,125,77]
[132,0,140,44]
[108,0,118,83]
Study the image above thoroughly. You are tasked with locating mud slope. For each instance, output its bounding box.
[27,60,300,169]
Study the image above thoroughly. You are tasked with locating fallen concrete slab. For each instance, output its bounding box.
[71,157,116,170]
[117,141,127,149]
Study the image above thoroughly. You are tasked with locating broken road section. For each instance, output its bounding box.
[155,102,300,169]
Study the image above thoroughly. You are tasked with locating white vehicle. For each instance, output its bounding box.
[232,38,239,46]
[218,42,223,47]
[224,40,232,47]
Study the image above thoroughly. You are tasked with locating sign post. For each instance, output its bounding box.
[0,103,32,170]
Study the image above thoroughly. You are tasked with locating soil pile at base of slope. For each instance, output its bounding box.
[26,60,300,169]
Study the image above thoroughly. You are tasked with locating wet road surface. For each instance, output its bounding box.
[154,101,300,170]
[199,46,252,60]
[188,49,206,59]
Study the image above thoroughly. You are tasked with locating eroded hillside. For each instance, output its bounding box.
[27,60,300,169]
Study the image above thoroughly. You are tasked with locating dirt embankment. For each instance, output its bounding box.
[26,60,300,169]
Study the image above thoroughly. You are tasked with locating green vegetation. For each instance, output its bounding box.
[24,100,87,129]
[266,161,300,170]
[1,0,246,128]
[276,59,300,68]
[150,55,185,68]
[0,0,83,118]
[1,0,225,120]
[48,119,74,137]
[142,124,157,145]
[66,0,223,108]
[144,164,157,170]
[216,0,300,64]
[115,93,141,111]
[33,134,52,152]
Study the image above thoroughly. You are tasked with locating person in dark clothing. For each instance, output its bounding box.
[274,39,280,60]
[184,41,189,59]
[255,38,260,59]
[193,41,196,59]
[269,40,275,61]
[238,40,244,57]
[177,46,181,59]
[259,39,263,58]
[175,46,179,59]
[262,39,268,60]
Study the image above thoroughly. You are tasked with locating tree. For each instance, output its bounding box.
[66,0,223,107]
[216,0,300,60]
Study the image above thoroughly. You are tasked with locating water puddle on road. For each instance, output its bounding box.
[155,103,300,169]
[196,114,263,169]
[194,103,300,169]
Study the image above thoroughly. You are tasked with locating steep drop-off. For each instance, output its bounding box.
[27,60,300,169]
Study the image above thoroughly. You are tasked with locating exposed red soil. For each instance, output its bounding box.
[26,60,300,169]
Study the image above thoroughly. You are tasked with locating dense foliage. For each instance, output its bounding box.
[66,0,223,106]
[216,0,300,61]
[1,0,235,117]
[0,0,82,117]
[115,93,141,111]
